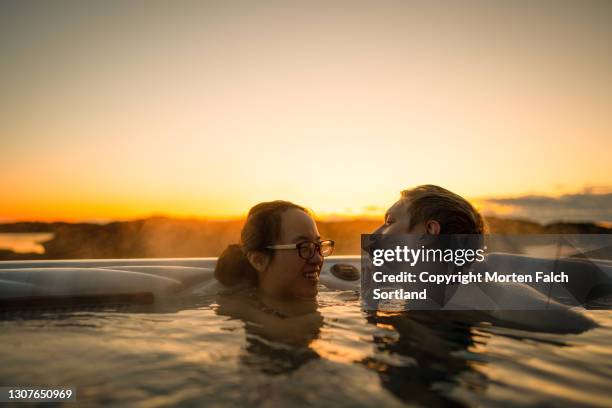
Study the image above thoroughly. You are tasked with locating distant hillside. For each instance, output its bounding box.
[0,216,609,260]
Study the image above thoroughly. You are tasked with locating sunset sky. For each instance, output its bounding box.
[1,1,611,222]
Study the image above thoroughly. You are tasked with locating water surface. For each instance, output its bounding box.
[0,290,610,407]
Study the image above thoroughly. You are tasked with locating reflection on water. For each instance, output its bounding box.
[0,291,611,407]
[0,233,54,254]
[214,287,323,375]
[361,311,487,407]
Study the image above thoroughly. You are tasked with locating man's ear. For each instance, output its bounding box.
[425,220,441,235]
[246,251,270,273]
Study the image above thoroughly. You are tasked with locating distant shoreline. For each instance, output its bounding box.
[0,216,609,261]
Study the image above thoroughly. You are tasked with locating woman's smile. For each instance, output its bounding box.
[302,266,320,283]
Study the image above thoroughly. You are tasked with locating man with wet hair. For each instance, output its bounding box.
[373,184,484,236]
[370,184,597,333]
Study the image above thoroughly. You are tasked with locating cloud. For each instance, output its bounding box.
[481,189,612,223]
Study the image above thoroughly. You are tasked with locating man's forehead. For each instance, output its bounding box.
[388,199,410,216]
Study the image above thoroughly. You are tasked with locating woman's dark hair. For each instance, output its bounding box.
[214,200,308,286]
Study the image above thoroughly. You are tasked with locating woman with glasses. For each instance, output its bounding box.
[214,200,334,300]
[213,201,331,364]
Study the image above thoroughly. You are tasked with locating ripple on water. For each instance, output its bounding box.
[0,299,610,407]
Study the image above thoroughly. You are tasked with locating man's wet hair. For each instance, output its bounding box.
[400,185,485,235]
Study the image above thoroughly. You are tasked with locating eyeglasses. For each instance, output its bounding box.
[265,240,335,260]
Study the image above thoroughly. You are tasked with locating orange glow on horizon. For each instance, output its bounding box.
[3,189,606,223]
[1,2,610,223]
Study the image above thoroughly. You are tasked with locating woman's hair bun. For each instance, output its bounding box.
[214,244,258,286]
